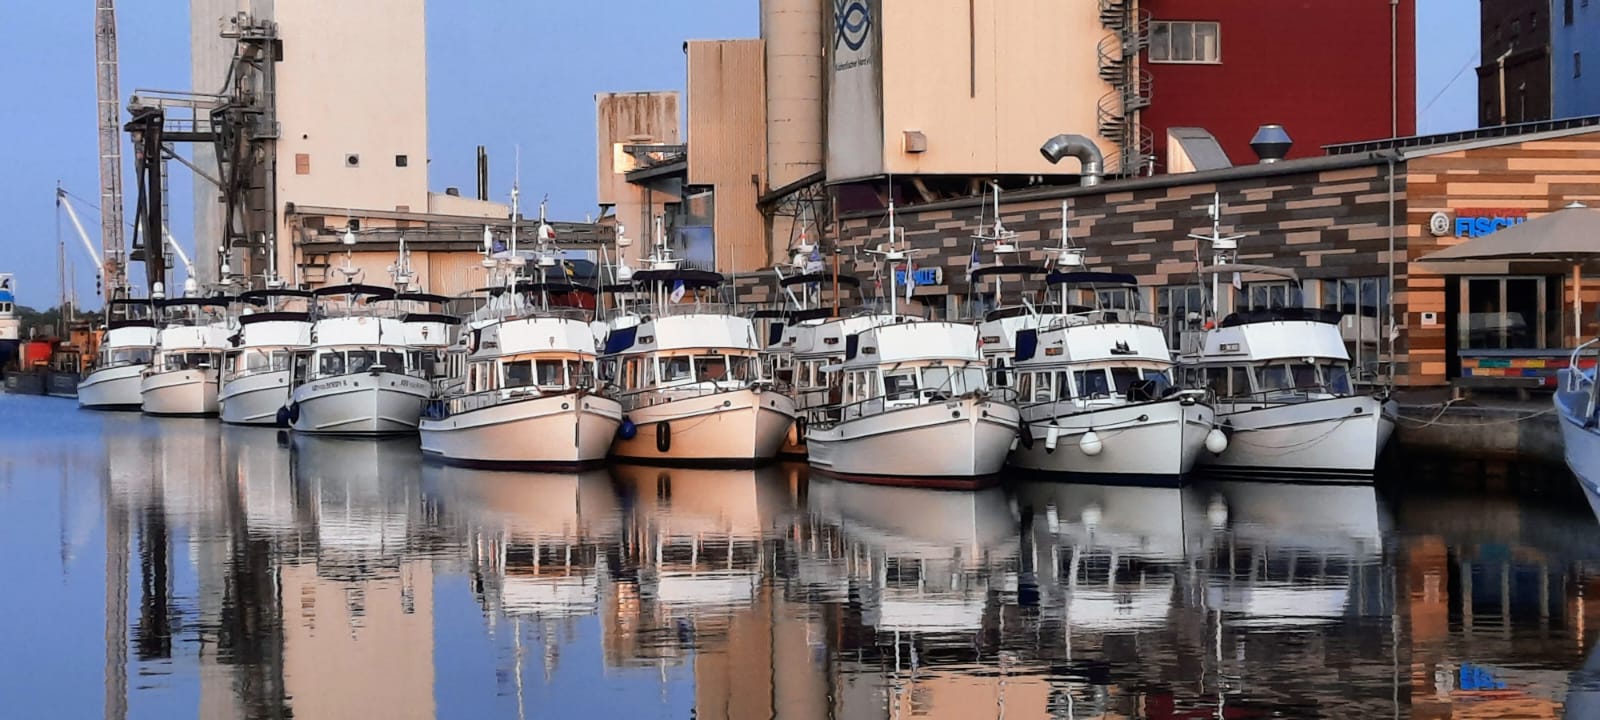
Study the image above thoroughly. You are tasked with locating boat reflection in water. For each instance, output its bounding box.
[57,410,1600,718]
[283,434,435,720]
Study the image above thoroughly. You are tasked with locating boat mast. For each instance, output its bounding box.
[1187,192,1244,319]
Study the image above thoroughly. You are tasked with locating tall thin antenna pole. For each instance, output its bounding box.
[510,145,521,260]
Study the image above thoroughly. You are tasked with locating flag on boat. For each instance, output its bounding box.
[1232,272,1243,291]
[0,276,10,289]
[805,246,824,275]
[670,279,687,303]
[904,260,916,302]
[967,245,982,278]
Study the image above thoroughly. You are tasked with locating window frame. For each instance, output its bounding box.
[1147,20,1221,64]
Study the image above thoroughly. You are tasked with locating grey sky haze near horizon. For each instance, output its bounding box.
[0,0,1477,308]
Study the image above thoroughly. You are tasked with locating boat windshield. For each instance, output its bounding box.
[102,347,152,367]
[918,366,988,396]
[162,352,218,371]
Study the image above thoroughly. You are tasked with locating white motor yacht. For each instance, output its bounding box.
[1555,343,1600,520]
[286,284,434,435]
[78,298,156,411]
[220,289,313,425]
[804,208,1020,485]
[1007,272,1220,484]
[421,280,622,467]
[1184,295,1396,478]
[140,297,233,416]
[603,246,796,466]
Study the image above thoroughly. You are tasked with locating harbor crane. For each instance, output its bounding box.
[94,0,127,299]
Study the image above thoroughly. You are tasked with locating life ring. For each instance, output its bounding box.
[656,421,672,453]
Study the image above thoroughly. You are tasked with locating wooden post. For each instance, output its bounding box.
[1576,263,1584,348]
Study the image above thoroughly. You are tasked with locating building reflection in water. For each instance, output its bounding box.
[89,416,1600,719]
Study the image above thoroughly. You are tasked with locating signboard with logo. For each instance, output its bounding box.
[893,267,942,287]
[826,0,884,181]
[1429,208,1529,238]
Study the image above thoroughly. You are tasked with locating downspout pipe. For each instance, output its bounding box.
[1040,134,1105,186]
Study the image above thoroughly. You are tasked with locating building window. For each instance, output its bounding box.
[395,154,409,167]
[1320,277,1390,380]
[1234,281,1301,313]
[1156,285,1205,351]
[1148,21,1220,63]
[1459,276,1560,350]
[295,153,310,175]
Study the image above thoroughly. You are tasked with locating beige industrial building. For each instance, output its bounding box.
[597,0,1123,276]
[181,0,607,296]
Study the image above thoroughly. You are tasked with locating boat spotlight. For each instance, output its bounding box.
[151,281,166,300]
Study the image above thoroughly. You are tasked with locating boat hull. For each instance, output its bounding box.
[289,372,432,435]
[1555,375,1600,521]
[79,364,146,410]
[140,368,220,416]
[1008,398,1214,485]
[807,397,1020,484]
[4,371,45,395]
[1201,395,1396,479]
[611,388,795,466]
[420,393,623,467]
[46,371,79,398]
[220,370,294,426]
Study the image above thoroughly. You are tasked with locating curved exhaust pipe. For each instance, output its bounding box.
[1039,134,1105,186]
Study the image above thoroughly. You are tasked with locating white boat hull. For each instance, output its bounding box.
[220,370,293,426]
[806,397,1020,483]
[420,393,623,466]
[612,388,795,465]
[1008,398,1214,484]
[289,372,432,435]
[79,364,146,410]
[140,368,220,416]
[1201,395,1396,479]
[1555,375,1600,521]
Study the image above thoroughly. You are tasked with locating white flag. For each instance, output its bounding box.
[669,279,687,303]
[904,262,916,302]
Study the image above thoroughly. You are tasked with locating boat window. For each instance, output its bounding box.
[1228,366,1252,397]
[536,360,565,387]
[272,351,292,371]
[661,356,692,382]
[569,361,592,388]
[1141,368,1173,395]
[504,360,534,388]
[958,367,987,394]
[185,352,215,369]
[1181,366,1205,390]
[1288,362,1320,390]
[246,351,272,372]
[293,353,310,384]
[318,352,345,377]
[1075,369,1111,398]
[1026,372,1052,403]
[920,367,950,395]
[696,356,726,382]
[378,351,405,371]
[1258,364,1294,393]
[1321,362,1352,394]
[1016,373,1033,400]
[1110,367,1142,395]
[347,350,377,373]
[885,371,918,401]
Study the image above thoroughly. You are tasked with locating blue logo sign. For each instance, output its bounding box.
[894,268,941,286]
[1454,208,1528,238]
[835,0,871,52]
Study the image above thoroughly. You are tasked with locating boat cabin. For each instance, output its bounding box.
[152,297,232,373]
[827,322,990,422]
[224,289,314,380]
[1009,320,1178,406]
[1181,308,1356,402]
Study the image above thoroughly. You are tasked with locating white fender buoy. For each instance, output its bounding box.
[1081,503,1103,528]
[1009,435,1020,452]
[1044,426,1061,452]
[1079,430,1103,456]
[1205,427,1229,454]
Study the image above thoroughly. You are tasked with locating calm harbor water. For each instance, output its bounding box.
[2,394,1599,718]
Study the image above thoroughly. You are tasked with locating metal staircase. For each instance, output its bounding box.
[1095,0,1155,176]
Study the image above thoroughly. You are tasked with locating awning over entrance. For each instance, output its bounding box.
[1418,202,1600,346]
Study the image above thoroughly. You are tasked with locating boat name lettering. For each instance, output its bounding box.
[311,379,347,391]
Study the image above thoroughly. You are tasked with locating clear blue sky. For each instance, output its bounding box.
[0,0,1474,309]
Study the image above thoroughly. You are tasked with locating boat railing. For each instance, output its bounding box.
[300,364,428,385]
[1566,338,1599,393]
[1039,309,1165,331]
[1019,386,1208,413]
[601,302,746,321]
[806,387,1010,427]
[1567,338,1600,421]
[431,384,592,419]
[617,377,785,403]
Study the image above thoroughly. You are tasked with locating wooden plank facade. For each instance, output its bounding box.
[732,126,1600,389]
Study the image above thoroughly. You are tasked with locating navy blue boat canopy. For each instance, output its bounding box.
[970,264,1048,281]
[313,283,395,300]
[238,288,313,305]
[630,269,724,288]
[603,325,638,354]
[1045,271,1139,286]
[779,272,862,288]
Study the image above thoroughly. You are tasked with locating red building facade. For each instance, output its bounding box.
[1139,0,1417,170]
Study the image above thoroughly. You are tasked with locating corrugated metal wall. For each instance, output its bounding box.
[687,40,771,272]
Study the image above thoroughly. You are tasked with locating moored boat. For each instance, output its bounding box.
[1555,342,1600,520]
[1006,272,1220,485]
[421,279,621,468]
[220,289,313,425]
[79,299,156,410]
[286,283,433,435]
[603,235,795,466]
[140,297,232,416]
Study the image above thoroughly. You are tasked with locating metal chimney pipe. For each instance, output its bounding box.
[476,146,489,201]
[1039,134,1104,186]
[1249,125,1293,163]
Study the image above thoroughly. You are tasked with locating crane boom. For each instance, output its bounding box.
[94,0,126,299]
[57,188,104,268]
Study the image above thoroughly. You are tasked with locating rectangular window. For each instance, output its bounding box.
[1075,369,1111,398]
[1228,366,1252,398]
[395,154,409,167]
[661,356,692,382]
[295,153,310,175]
[1235,281,1301,313]
[1460,276,1558,350]
[504,360,534,387]
[1156,285,1206,351]
[1147,21,1221,63]
[535,360,565,387]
